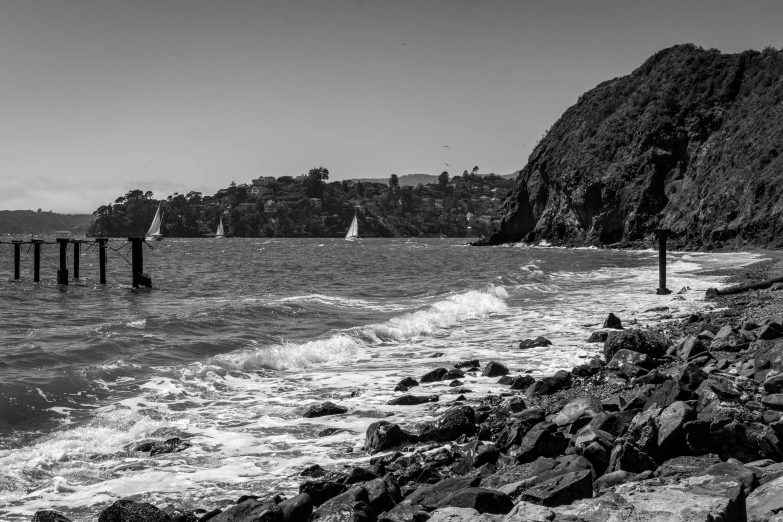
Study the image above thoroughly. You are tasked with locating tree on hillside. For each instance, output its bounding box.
[438,171,449,188]
[472,166,479,175]
[306,166,330,198]
[308,166,329,182]
[389,174,399,189]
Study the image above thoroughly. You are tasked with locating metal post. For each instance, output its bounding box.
[13,241,21,280]
[32,240,42,283]
[73,241,80,279]
[655,229,671,295]
[97,238,107,285]
[57,238,69,285]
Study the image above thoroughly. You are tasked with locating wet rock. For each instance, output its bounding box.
[311,486,374,522]
[365,421,416,454]
[678,362,708,394]
[588,411,636,439]
[705,462,757,493]
[707,375,742,401]
[435,487,513,514]
[525,371,571,397]
[587,331,609,343]
[755,339,783,381]
[208,500,283,522]
[603,329,669,361]
[607,349,653,370]
[396,377,419,389]
[571,360,602,377]
[644,378,689,410]
[617,363,648,380]
[502,501,555,522]
[31,512,72,522]
[519,337,552,349]
[758,324,783,341]
[448,380,462,388]
[655,455,722,480]
[607,442,657,474]
[345,467,380,484]
[426,507,500,522]
[454,359,480,369]
[603,313,623,329]
[497,376,513,385]
[98,500,171,522]
[762,394,783,411]
[377,503,429,522]
[482,361,509,378]
[555,475,745,522]
[593,470,630,492]
[509,375,535,390]
[387,395,438,406]
[405,476,482,510]
[746,474,783,521]
[133,437,192,456]
[278,493,313,522]
[520,469,593,507]
[553,395,603,428]
[419,406,476,443]
[516,422,569,464]
[299,480,349,507]
[443,369,465,380]
[301,464,326,478]
[364,477,402,515]
[318,428,348,437]
[421,368,448,383]
[302,401,349,418]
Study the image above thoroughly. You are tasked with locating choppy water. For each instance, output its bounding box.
[0,238,759,520]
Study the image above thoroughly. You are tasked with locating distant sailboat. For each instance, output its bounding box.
[215,216,225,239]
[146,204,163,241]
[345,213,359,241]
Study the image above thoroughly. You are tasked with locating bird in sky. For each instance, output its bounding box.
[444,163,451,167]
[442,145,450,148]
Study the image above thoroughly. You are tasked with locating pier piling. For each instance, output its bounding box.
[73,241,80,279]
[655,229,671,295]
[13,240,21,280]
[57,238,69,285]
[32,240,42,283]
[97,238,107,284]
[128,237,151,288]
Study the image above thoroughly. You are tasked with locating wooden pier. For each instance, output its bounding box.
[1,237,152,288]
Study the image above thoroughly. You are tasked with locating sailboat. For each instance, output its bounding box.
[345,212,359,241]
[146,204,163,241]
[215,216,226,239]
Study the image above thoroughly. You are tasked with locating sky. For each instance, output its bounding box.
[0,0,781,213]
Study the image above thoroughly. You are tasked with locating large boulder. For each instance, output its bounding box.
[607,349,653,370]
[755,339,783,381]
[365,421,416,454]
[435,487,514,514]
[603,329,669,361]
[426,507,501,522]
[711,326,751,352]
[31,512,72,522]
[312,486,374,522]
[299,480,349,507]
[525,371,572,397]
[387,395,438,406]
[553,475,746,522]
[302,401,348,418]
[656,401,694,453]
[404,476,482,510]
[278,493,313,522]
[98,500,171,522]
[748,474,783,521]
[677,335,709,361]
[607,442,657,474]
[516,422,569,464]
[419,406,476,443]
[519,470,593,507]
[553,395,604,428]
[421,368,448,383]
[519,336,552,349]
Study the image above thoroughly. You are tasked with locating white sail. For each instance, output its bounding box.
[345,213,359,240]
[215,217,225,238]
[146,204,163,239]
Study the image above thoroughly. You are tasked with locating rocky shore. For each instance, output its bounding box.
[29,257,783,522]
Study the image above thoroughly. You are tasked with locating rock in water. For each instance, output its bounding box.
[31,512,72,522]
[603,329,669,361]
[519,336,552,349]
[98,500,171,522]
[365,421,415,454]
[481,361,509,377]
[603,313,622,329]
[302,401,348,418]
[419,406,476,443]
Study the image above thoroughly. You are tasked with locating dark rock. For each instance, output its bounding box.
[278,493,313,522]
[764,375,783,394]
[396,377,419,389]
[706,375,742,401]
[318,428,347,437]
[312,486,373,522]
[593,470,630,492]
[208,500,283,522]
[345,467,380,485]
[553,395,603,428]
[509,375,535,390]
[607,349,653,370]
[519,336,552,349]
[571,361,602,377]
[588,411,636,439]
[677,335,708,361]
[31,512,72,522]
[497,375,514,385]
[705,462,757,493]
[762,394,783,411]
[421,368,448,383]
[365,421,416,454]
[607,442,657,474]
[365,477,402,515]
[603,329,669,361]
[758,324,783,341]
[448,380,463,388]
[435,487,514,514]
[618,363,649,380]
[98,500,170,522]
[644,379,688,410]
[710,326,750,352]
[587,331,609,343]
[443,369,464,380]
[655,455,722,480]
[755,339,783,381]
[481,361,509,378]
[406,476,482,510]
[516,422,569,464]
[678,362,708,394]
[748,475,783,521]
[299,480,349,507]
[603,313,623,329]
[520,470,593,507]
[656,401,694,452]
[134,437,192,456]
[301,464,326,478]
[454,359,480,369]
[419,406,476,443]
[387,395,438,406]
[200,509,222,522]
[525,371,571,397]
[302,401,348,418]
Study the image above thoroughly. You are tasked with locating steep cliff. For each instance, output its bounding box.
[482,44,783,249]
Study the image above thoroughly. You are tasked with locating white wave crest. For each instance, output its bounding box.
[210,334,362,371]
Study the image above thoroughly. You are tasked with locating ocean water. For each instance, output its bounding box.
[0,238,760,520]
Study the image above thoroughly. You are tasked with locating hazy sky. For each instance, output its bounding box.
[1,0,781,213]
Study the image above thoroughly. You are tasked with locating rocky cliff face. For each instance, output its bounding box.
[482,44,783,249]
